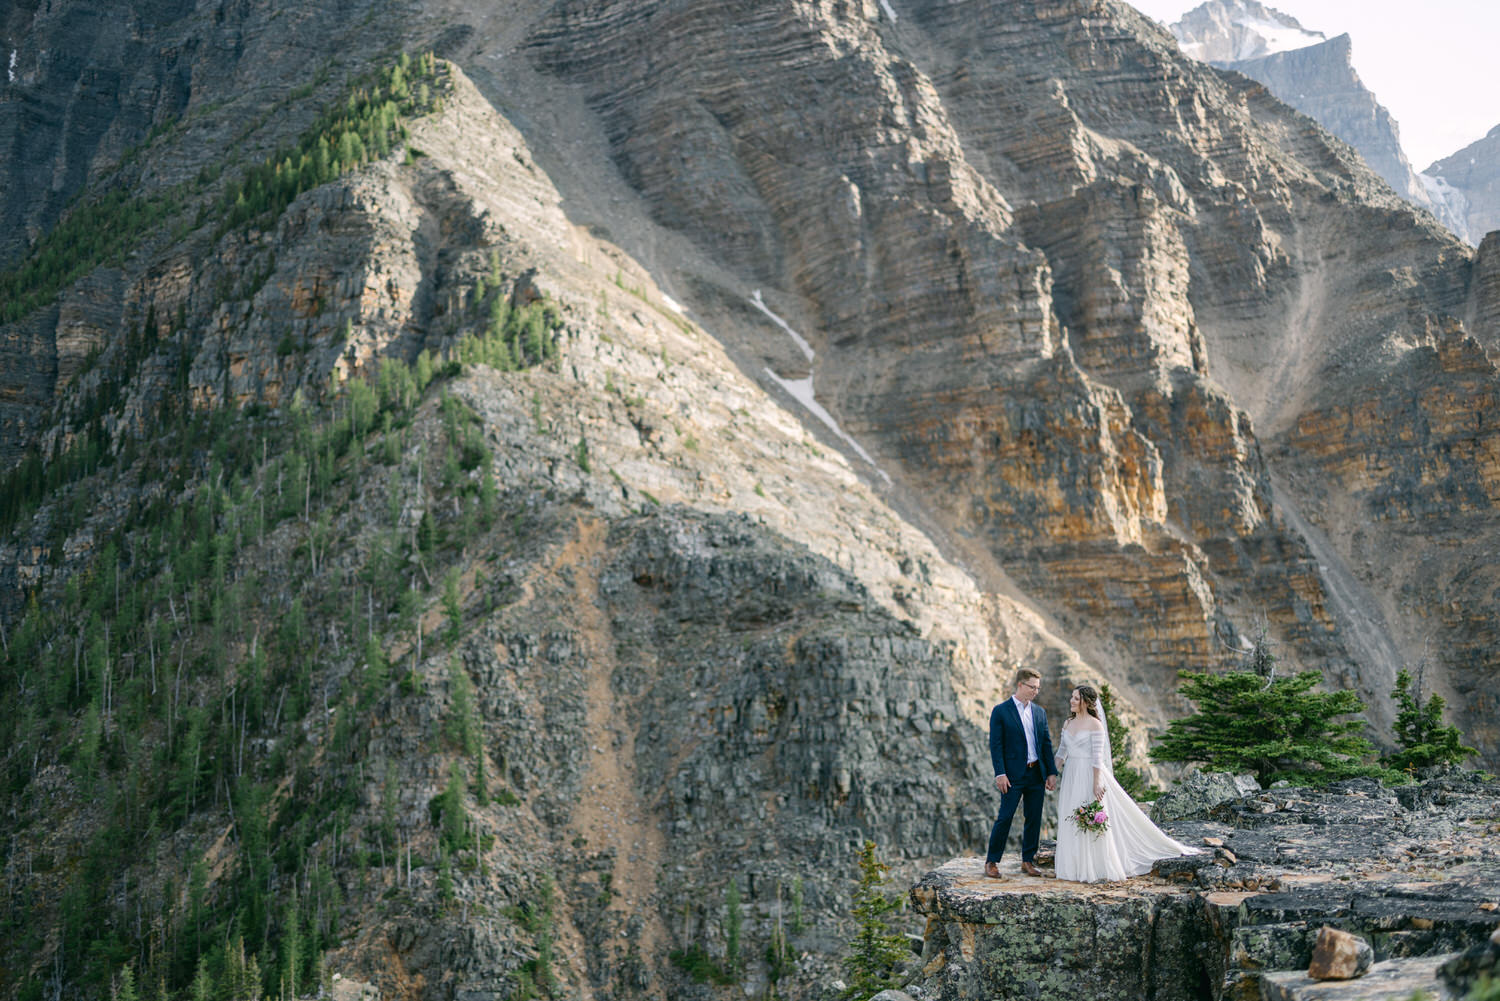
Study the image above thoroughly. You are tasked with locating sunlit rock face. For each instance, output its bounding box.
[523,0,1492,742]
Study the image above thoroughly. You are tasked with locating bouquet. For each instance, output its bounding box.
[1073,798,1109,838]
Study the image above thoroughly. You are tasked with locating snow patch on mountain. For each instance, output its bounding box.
[750,291,890,484]
[1173,0,1325,63]
[1418,173,1473,245]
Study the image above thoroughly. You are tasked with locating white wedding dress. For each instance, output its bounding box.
[1055,721,1201,882]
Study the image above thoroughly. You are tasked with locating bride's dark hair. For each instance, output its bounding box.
[1067,684,1101,722]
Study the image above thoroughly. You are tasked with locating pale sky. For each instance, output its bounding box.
[1126,0,1500,169]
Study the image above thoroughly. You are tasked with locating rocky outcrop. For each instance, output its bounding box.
[1227,37,1440,219]
[909,773,1500,1001]
[1469,232,1500,344]
[1150,769,1262,823]
[1428,125,1500,245]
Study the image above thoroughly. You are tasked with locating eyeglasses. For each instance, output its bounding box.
[1020,681,1040,691]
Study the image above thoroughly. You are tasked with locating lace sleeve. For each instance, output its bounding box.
[1057,726,1069,767]
[1090,731,1108,770]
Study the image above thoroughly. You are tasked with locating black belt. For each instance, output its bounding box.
[1025,761,1039,769]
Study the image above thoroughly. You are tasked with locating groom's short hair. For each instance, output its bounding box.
[1014,667,1041,688]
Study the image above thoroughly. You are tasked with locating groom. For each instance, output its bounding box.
[985,667,1058,878]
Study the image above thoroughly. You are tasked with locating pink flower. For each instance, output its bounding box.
[1093,811,1107,824]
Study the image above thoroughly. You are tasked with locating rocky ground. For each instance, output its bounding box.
[905,771,1500,1001]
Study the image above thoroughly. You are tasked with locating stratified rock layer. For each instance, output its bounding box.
[1170,2,1467,241]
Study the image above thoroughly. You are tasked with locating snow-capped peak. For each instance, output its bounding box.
[1172,0,1326,64]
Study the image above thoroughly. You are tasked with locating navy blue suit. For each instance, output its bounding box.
[985,697,1059,865]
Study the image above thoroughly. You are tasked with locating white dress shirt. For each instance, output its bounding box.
[1013,695,1038,764]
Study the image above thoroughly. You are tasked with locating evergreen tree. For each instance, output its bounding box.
[278,890,301,1001]
[445,657,479,759]
[189,956,213,1001]
[841,841,908,1000]
[442,568,463,645]
[437,761,470,853]
[1098,683,1157,801]
[1385,666,1477,773]
[417,510,437,554]
[1150,635,1392,787]
[362,635,389,707]
[724,878,743,977]
[115,964,139,1001]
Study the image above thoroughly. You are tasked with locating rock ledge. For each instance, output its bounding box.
[907,775,1500,1001]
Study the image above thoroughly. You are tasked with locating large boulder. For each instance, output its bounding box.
[1150,772,1261,823]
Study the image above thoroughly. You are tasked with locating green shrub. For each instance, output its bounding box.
[669,944,735,986]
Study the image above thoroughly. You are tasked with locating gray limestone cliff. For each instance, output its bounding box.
[1169,1,1470,242]
[1427,125,1500,246]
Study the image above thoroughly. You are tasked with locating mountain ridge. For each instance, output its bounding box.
[1167,0,1473,242]
[3,1,1500,998]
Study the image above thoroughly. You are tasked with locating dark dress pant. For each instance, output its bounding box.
[985,763,1044,864]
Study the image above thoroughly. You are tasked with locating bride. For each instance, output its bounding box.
[1055,685,1201,882]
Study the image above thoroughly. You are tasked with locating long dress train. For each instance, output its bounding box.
[1054,725,1200,882]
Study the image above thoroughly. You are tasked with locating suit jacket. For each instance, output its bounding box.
[989,698,1059,783]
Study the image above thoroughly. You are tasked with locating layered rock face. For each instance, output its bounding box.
[520,0,1493,741]
[9,0,1497,753]
[0,0,409,465]
[1168,1,1470,242]
[1427,125,1500,245]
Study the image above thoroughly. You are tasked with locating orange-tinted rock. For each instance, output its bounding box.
[1307,926,1373,980]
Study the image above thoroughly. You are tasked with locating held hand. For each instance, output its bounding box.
[995,774,1011,794]
[1045,775,1057,792]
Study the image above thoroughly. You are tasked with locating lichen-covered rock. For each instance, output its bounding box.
[1262,954,1457,1001]
[1150,771,1263,823]
[1438,926,1500,998]
[908,775,1500,1001]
